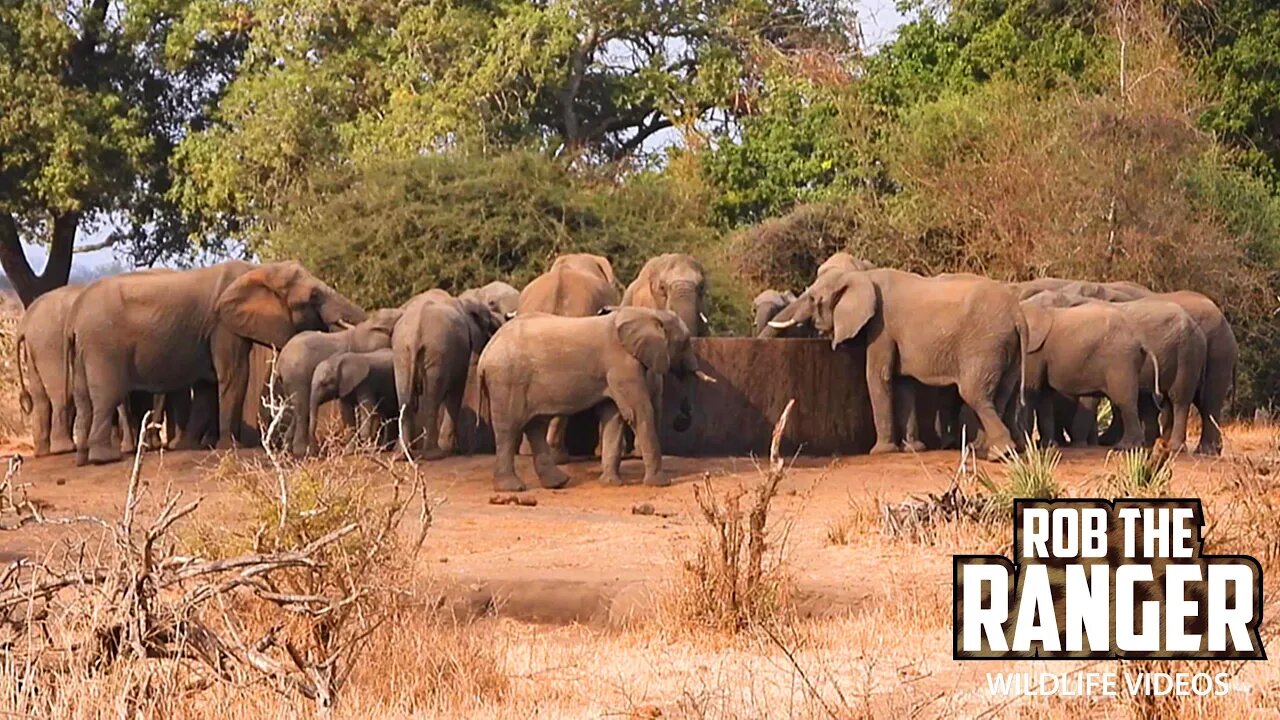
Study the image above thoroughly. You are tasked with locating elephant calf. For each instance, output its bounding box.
[310,349,399,450]
[477,307,712,492]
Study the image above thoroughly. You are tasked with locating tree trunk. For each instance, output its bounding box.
[0,211,79,307]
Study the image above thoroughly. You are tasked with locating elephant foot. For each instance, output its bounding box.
[1195,443,1223,457]
[643,470,670,487]
[49,436,74,455]
[551,448,571,465]
[75,448,89,467]
[869,441,900,456]
[34,441,51,458]
[903,439,927,453]
[982,442,1019,462]
[216,437,237,451]
[599,470,625,486]
[493,471,526,493]
[88,445,122,465]
[173,436,202,451]
[419,447,449,462]
[537,466,571,490]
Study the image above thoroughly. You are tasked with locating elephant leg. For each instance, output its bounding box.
[1195,361,1231,455]
[1071,397,1100,447]
[50,396,75,455]
[177,384,218,450]
[30,388,52,457]
[355,394,380,446]
[612,374,668,487]
[490,404,526,492]
[212,331,250,450]
[1034,393,1056,448]
[416,367,447,461]
[546,416,570,464]
[72,358,92,466]
[597,403,625,486]
[442,386,465,455]
[1165,401,1191,454]
[289,384,313,456]
[526,416,570,489]
[1109,376,1145,451]
[118,403,136,454]
[958,378,1016,460]
[896,380,925,453]
[866,343,899,455]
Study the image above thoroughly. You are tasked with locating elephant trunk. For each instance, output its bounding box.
[752,305,777,338]
[763,292,813,337]
[321,292,367,329]
[667,283,704,337]
[309,368,337,447]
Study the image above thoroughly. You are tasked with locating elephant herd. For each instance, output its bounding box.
[758,253,1236,458]
[12,249,1234,491]
[13,253,716,492]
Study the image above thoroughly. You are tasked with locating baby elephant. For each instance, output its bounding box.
[310,349,399,450]
[477,307,714,492]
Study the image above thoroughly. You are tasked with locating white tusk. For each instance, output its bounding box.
[768,318,798,329]
[695,370,717,384]
[699,312,709,324]
[336,319,355,329]
[505,310,518,320]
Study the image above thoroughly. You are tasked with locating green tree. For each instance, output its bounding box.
[173,0,860,248]
[0,0,240,304]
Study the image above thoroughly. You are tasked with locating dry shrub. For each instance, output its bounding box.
[665,402,797,634]
[0,294,26,443]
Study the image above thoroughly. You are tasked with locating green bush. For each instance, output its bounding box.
[264,151,749,332]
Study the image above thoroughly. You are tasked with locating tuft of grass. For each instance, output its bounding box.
[978,443,1061,521]
[1102,445,1174,498]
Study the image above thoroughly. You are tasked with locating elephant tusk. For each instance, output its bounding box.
[335,319,355,329]
[768,318,798,329]
[505,310,518,320]
[695,370,717,384]
[699,312,709,324]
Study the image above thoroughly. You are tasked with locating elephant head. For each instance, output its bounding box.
[774,269,878,349]
[614,307,713,432]
[817,252,876,276]
[346,308,404,352]
[551,253,617,288]
[215,261,367,349]
[456,297,505,351]
[752,290,797,337]
[460,281,521,320]
[627,253,708,336]
[758,253,874,338]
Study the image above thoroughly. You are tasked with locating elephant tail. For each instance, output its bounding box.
[1014,310,1029,415]
[15,333,31,415]
[1142,342,1163,406]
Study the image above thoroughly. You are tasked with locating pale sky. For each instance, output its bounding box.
[8,1,910,279]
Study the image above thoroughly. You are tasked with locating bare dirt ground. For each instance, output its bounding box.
[5,422,1280,718]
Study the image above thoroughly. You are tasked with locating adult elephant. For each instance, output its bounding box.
[771,268,1026,457]
[1048,281,1236,454]
[1019,292,1155,450]
[622,253,709,336]
[757,253,875,338]
[274,308,404,455]
[68,261,366,465]
[459,281,520,320]
[393,293,503,459]
[752,290,807,337]
[478,308,712,492]
[517,253,618,317]
[516,253,620,459]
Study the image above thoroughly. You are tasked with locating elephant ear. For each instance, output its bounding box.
[458,298,501,350]
[338,357,371,397]
[1021,304,1053,353]
[216,268,296,348]
[616,309,670,376]
[831,274,878,348]
[592,255,618,288]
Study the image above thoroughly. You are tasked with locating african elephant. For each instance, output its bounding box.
[68,261,366,465]
[1044,292,1208,452]
[478,308,712,492]
[275,308,403,455]
[771,268,1026,457]
[757,253,876,338]
[1016,277,1150,302]
[393,293,503,459]
[1019,292,1155,450]
[516,254,621,458]
[752,290,797,337]
[459,281,520,320]
[310,349,399,449]
[623,253,709,336]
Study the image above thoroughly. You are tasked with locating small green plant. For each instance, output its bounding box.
[1103,446,1174,498]
[978,444,1061,521]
